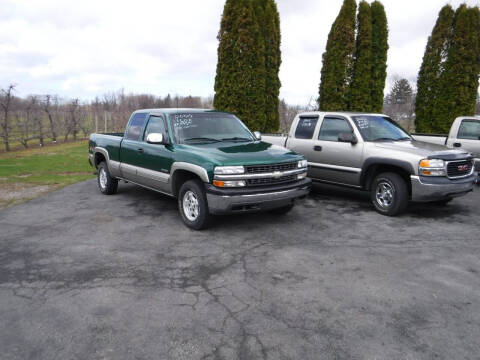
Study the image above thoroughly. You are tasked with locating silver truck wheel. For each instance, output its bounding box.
[97,162,118,195]
[178,180,210,230]
[375,181,394,208]
[182,190,200,221]
[99,167,108,190]
[370,172,408,216]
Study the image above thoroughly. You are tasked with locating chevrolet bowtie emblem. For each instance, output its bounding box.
[273,171,282,178]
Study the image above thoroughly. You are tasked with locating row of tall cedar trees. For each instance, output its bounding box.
[318,0,388,113]
[213,0,281,133]
[415,4,480,134]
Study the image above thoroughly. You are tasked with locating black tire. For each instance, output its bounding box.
[370,172,408,216]
[178,179,210,230]
[97,162,118,195]
[270,203,294,215]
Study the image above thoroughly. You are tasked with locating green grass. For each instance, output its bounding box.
[0,140,94,185]
[0,141,95,208]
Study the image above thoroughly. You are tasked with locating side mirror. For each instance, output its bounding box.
[253,131,262,140]
[338,132,358,144]
[146,133,167,145]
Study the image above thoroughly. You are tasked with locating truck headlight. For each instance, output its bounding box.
[213,180,246,187]
[214,166,245,175]
[419,159,446,176]
[298,160,308,168]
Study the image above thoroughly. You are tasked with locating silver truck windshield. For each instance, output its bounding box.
[170,112,255,144]
[352,115,411,142]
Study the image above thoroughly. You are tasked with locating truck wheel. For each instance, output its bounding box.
[97,162,118,195]
[178,179,210,230]
[270,203,294,215]
[370,172,408,216]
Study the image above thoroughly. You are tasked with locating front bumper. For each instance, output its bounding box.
[206,178,311,214]
[410,174,476,202]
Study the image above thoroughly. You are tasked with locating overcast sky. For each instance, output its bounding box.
[0,0,478,104]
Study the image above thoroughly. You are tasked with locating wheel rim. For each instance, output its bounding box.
[99,168,107,190]
[375,181,394,208]
[183,190,200,222]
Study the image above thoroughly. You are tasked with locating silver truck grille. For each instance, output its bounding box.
[245,162,297,174]
[446,160,473,178]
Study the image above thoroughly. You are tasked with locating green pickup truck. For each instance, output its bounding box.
[88,109,311,229]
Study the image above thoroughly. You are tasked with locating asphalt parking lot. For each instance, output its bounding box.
[1,179,479,360]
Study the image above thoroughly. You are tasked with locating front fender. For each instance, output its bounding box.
[170,162,209,183]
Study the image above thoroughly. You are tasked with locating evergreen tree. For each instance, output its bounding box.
[318,0,357,111]
[348,1,372,112]
[214,0,267,130]
[415,5,454,133]
[214,0,238,114]
[258,0,281,132]
[435,5,480,133]
[370,1,388,113]
[386,78,413,105]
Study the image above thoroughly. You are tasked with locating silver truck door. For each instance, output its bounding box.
[309,115,364,186]
[285,115,320,164]
[446,118,480,159]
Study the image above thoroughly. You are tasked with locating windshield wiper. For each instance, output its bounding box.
[221,137,253,142]
[398,137,412,141]
[373,137,396,142]
[183,137,221,143]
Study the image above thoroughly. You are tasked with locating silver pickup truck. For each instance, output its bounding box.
[263,112,477,216]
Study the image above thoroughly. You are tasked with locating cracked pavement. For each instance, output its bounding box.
[0,179,479,360]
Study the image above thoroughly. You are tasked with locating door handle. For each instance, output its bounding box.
[137,148,144,153]
[313,145,322,151]
[453,142,462,148]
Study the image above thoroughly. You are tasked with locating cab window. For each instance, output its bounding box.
[318,117,352,141]
[125,113,147,141]
[295,117,318,139]
[144,116,167,140]
[458,120,480,140]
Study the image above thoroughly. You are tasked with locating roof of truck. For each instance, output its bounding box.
[134,108,222,115]
[298,111,387,117]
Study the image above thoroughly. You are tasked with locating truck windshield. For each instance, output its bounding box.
[170,112,255,144]
[352,115,412,142]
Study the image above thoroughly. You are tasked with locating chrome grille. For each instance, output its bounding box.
[447,160,473,178]
[245,162,297,174]
[246,174,297,186]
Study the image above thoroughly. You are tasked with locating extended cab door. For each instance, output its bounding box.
[447,118,480,159]
[120,112,149,182]
[309,115,364,186]
[134,114,174,193]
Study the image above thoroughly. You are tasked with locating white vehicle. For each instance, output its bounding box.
[413,116,480,177]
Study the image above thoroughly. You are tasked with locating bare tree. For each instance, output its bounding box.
[43,95,59,142]
[65,99,80,141]
[0,84,16,151]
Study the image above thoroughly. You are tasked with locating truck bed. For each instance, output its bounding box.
[262,134,288,147]
[89,133,124,163]
[411,134,447,145]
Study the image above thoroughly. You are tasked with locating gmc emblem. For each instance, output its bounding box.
[458,164,469,172]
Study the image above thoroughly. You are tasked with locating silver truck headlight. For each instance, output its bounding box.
[419,159,446,176]
[214,166,245,175]
[298,160,308,168]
